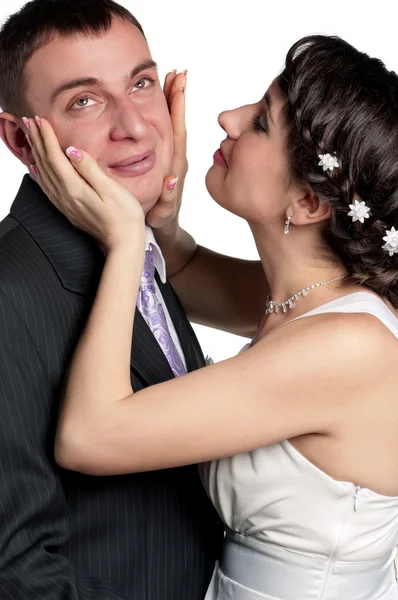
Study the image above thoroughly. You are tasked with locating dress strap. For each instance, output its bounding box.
[289,292,398,338]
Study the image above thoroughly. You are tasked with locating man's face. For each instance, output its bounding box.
[24,18,173,214]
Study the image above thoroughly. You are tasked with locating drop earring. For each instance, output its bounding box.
[284,213,294,235]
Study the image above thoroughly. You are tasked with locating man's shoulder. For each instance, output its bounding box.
[0,213,55,294]
[0,212,40,263]
[0,213,19,242]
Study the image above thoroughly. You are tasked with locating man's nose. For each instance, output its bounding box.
[109,98,148,142]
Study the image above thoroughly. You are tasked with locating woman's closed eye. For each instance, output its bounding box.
[252,113,268,134]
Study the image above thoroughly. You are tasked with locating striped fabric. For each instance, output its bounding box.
[0,176,223,600]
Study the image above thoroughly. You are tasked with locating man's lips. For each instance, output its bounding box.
[108,150,156,176]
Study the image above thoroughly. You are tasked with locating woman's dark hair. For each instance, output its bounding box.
[0,0,145,116]
[279,35,398,308]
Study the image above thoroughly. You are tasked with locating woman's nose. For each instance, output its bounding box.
[218,105,252,140]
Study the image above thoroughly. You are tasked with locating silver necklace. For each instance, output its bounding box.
[265,275,347,315]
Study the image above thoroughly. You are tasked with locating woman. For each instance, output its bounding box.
[26,35,398,599]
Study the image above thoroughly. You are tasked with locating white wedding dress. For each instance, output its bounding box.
[202,292,398,599]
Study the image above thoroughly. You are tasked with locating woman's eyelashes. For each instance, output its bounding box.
[252,113,268,133]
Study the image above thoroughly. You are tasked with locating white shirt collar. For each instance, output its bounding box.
[145,225,167,283]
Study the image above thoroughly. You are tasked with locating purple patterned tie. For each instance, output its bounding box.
[136,249,187,377]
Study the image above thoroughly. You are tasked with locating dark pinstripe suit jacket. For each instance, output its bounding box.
[0,176,223,600]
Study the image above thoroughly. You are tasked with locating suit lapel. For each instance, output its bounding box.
[10,176,204,387]
[157,274,206,373]
[130,308,175,385]
[10,175,105,296]
[130,276,206,386]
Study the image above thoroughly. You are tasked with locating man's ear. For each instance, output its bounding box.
[0,112,33,166]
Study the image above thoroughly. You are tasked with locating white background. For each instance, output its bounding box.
[0,0,396,361]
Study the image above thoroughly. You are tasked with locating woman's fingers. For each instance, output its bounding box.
[163,70,177,108]
[170,89,187,171]
[25,118,60,202]
[27,117,53,183]
[169,70,187,96]
[145,175,180,229]
[168,71,188,175]
[32,117,141,215]
[27,116,78,198]
[64,145,127,206]
[37,118,100,201]
[148,70,188,229]
[39,117,131,217]
[25,115,144,249]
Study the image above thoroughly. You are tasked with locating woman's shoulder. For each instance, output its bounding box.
[252,305,397,391]
[279,291,397,344]
[289,307,395,353]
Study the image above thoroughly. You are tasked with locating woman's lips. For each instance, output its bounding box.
[213,148,228,167]
[109,151,156,176]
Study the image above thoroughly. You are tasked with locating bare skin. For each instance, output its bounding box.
[0,15,267,340]
[25,79,398,500]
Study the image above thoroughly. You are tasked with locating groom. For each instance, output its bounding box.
[0,1,223,599]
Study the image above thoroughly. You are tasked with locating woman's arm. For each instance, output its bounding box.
[156,228,268,338]
[55,238,385,475]
[28,117,388,477]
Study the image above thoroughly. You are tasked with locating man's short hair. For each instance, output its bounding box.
[0,0,145,116]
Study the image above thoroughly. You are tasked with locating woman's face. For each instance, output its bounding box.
[206,79,292,226]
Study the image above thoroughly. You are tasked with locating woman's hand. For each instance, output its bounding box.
[25,117,145,252]
[146,69,187,232]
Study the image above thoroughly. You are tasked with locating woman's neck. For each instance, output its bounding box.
[249,221,350,328]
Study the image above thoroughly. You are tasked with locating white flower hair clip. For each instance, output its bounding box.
[348,199,370,224]
[382,227,398,257]
[318,153,339,172]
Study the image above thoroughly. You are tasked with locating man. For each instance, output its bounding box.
[0,1,224,598]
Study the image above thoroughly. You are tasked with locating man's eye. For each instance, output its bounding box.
[133,77,155,91]
[73,97,95,109]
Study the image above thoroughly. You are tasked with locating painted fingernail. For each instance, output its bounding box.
[22,117,30,130]
[29,164,38,177]
[26,134,33,148]
[66,146,83,159]
[35,116,41,127]
[167,176,178,191]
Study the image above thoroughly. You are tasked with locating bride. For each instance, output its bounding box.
[26,35,398,599]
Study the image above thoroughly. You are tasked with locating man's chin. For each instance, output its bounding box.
[141,196,161,219]
[111,176,163,216]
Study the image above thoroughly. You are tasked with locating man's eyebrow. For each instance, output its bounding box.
[263,92,274,125]
[50,59,158,103]
[130,59,158,80]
